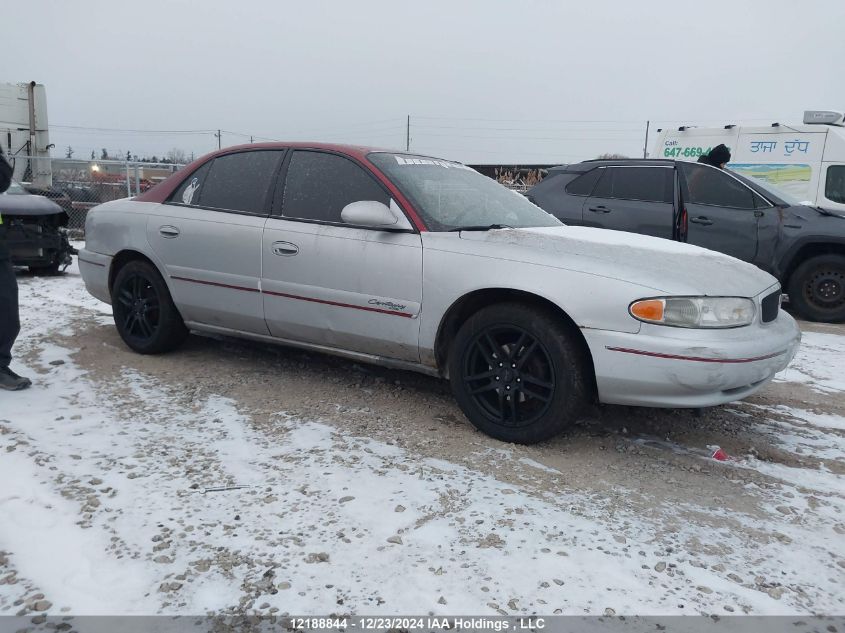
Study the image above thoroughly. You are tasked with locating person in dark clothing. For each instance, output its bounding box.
[697,143,731,169]
[0,146,32,391]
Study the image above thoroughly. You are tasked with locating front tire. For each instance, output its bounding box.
[448,303,587,444]
[787,255,845,322]
[111,260,188,354]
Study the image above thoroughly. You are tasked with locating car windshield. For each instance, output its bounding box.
[369,152,561,231]
[3,181,27,195]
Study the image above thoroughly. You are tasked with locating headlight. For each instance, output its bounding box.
[629,297,756,328]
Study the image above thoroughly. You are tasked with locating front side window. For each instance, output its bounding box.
[197,151,283,214]
[281,151,389,223]
[825,165,845,204]
[679,162,755,209]
[368,152,560,231]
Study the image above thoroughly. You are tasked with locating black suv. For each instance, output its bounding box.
[526,159,845,322]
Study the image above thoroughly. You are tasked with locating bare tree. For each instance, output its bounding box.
[166,148,188,165]
[596,153,629,159]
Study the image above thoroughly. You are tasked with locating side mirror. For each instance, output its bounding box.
[340,199,414,231]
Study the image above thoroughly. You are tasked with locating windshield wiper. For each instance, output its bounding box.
[447,223,514,232]
[814,206,845,218]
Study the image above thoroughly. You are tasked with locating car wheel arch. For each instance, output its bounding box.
[109,250,164,294]
[434,288,597,398]
[781,241,845,285]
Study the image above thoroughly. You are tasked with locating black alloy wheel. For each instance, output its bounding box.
[116,273,161,343]
[462,325,555,427]
[449,302,587,444]
[111,260,188,353]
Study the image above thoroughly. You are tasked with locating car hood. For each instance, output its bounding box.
[783,203,845,226]
[0,193,64,216]
[450,225,778,297]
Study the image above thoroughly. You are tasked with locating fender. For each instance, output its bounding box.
[775,234,845,281]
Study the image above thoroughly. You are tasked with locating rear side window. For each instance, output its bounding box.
[196,150,283,214]
[564,169,602,196]
[826,165,845,204]
[591,167,671,203]
[169,162,211,206]
[281,151,389,223]
[679,163,755,209]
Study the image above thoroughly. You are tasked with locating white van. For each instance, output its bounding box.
[652,111,845,212]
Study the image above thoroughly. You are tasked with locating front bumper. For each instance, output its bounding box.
[78,248,113,304]
[8,224,75,269]
[583,310,801,408]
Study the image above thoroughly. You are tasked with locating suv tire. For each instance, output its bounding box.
[787,254,845,322]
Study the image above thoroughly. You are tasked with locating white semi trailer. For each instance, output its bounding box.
[0,81,52,186]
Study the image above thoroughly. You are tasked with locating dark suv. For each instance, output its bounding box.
[526,159,845,322]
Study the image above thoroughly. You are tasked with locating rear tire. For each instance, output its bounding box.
[111,260,188,354]
[787,255,845,322]
[448,302,587,444]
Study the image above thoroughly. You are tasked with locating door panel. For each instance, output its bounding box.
[261,219,423,361]
[581,196,674,239]
[146,207,268,333]
[582,167,675,239]
[143,149,284,334]
[683,204,759,262]
[679,162,759,262]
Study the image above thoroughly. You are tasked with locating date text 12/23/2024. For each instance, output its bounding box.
[286,617,547,631]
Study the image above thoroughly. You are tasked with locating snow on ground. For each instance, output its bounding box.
[1,257,844,616]
[773,330,845,393]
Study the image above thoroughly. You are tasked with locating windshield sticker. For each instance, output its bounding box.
[394,156,472,170]
[182,177,201,204]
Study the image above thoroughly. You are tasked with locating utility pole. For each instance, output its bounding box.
[406,115,410,152]
[642,120,650,158]
[215,129,222,150]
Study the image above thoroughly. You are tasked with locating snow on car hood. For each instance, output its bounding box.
[458,225,778,297]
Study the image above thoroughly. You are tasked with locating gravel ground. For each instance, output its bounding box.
[0,261,843,617]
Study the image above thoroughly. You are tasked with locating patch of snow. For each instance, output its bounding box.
[773,331,845,393]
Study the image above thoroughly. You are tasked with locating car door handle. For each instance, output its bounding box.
[689,216,713,226]
[159,225,180,238]
[271,241,299,256]
[588,206,611,213]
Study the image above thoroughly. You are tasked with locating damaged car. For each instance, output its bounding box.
[79,144,801,444]
[1,180,76,274]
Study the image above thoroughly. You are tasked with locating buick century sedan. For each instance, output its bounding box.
[79,144,801,444]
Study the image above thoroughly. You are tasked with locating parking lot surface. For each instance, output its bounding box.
[1,259,843,616]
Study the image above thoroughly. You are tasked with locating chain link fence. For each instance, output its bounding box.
[9,156,185,235]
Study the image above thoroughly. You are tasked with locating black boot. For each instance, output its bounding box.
[0,367,31,391]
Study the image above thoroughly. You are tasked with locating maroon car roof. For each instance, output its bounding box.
[134,142,427,231]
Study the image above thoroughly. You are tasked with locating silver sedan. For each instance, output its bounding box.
[79,143,800,444]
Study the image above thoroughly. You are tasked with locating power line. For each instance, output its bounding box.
[415,132,644,141]
[414,124,645,132]
[52,124,216,135]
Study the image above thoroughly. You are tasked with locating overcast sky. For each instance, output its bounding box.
[7,0,845,164]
